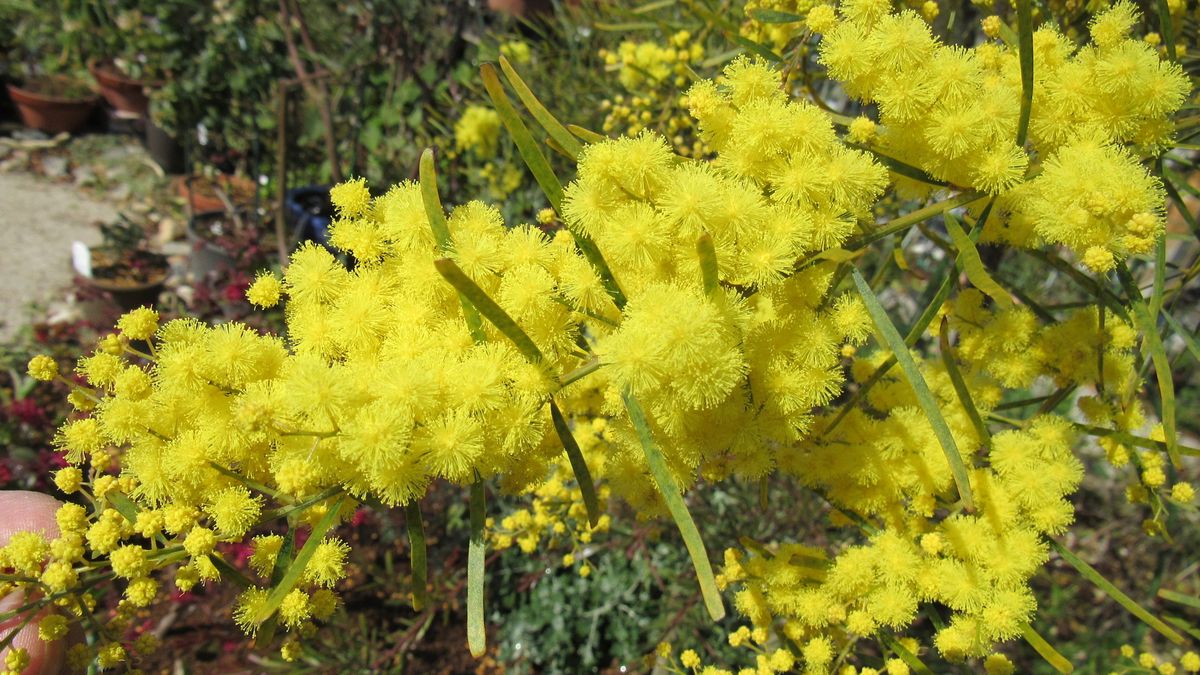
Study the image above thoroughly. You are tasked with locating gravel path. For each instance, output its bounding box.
[0,172,113,341]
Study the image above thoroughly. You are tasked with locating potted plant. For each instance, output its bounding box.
[1,0,101,133]
[79,215,170,311]
[175,173,259,214]
[84,1,205,118]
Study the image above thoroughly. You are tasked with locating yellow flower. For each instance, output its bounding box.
[27,354,58,381]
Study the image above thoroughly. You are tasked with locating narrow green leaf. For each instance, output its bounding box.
[208,554,253,590]
[1021,622,1074,673]
[1162,311,1200,364]
[419,149,452,252]
[107,492,141,524]
[1016,0,1034,146]
[939,318,991,449]
[844,191,984,252]
[498,55,583,159]
[567,124,606,144]
[420,150,487,343]
[593,21,660,31]
[210,462,279,498]
[852,269,975,510]
[1156,0,1177,61]
[481,63,563,209]
[747,8,804,22]
[881,633,935,675]
[727,31,784,61]
[550,400,602,527]
[405,500,428,612]
[697,233,719,298]
[256,527,295,646]
[435,258,544,363]
[944,212,1012,309]
[622,391,725,620]
[1116,264,1180,468]
[631,0,677,13]
[1158,588,1200,610]
[1050,538,1185,644]
[865,148,951,188]
[1163,170,1200,239]
[259,485,343,525]
[481,63,627,309]
[254,495,346,624]
[467,478,487,658]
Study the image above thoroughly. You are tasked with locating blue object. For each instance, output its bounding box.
[285,185,334,245]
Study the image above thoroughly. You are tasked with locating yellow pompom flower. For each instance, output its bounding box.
[205,487,263,538]
[38,614,69,642]
[329,177,371,218]
[27,354,58,381]
[117,307,159,341]
[247,271,283,308]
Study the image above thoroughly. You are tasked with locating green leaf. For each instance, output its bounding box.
[434,258,544,363]
[748,8,804,22]
[622,391,725,621]
[881,633,935,675]
[1021,622,1073,673]
[939,318,991,449]
[208,554,253,590]
[481,63,563,210]
[420,154,486,344]
[256,527,296,646]
[944,212,1012,309]
[852,269,975,510]
[1050,538,1185,644]
[107,492,141,524]
[1116,264,1179,468]
[467,478,487,657]
[481,63,627,309]
[1158,588,1200,610]
[1161,311,1200,364]
[405,500,428,612]
[254,495,346,624]
[550,400,602,527]
[696,233,719,298]
[1156,0,1178,61]
[1016,0,1034,146]
[419,149,452,252]
[498,55,583,160]
[567,124,607,144]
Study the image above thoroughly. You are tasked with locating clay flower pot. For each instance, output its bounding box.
[84,247,169,311]
[88,60,152,116]
[6,79,100,134]
[173,174,258,214]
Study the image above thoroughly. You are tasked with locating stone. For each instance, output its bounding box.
[42,156,69,178]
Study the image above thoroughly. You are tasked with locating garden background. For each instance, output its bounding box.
[1,0,1199,673]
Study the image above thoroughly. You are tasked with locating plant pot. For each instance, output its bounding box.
[88,60,151,117]
[285,185,334,245]
[6,80,100,134]
[174,174,257,214]
[145,118,185,174]
[187,211,239,278]
[84,247,169,311]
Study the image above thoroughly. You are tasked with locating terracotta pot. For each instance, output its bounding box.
[88,60,151,116]
[173,174,258,213]
[6,80,100,134]
[84,248,169,311]
[187,211,239,278]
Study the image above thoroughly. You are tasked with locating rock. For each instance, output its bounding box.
[156,218,183,246]
[73,167,96,187]
[11,128,49,141]
[42,156,69,178]
[107,184,132,202]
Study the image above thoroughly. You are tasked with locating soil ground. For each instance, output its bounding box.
[0,171,113,341]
